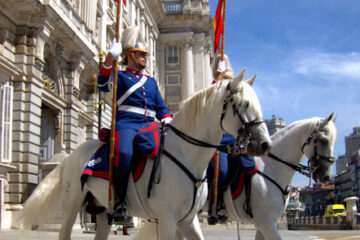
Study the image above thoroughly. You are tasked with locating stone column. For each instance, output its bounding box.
[81,0,97,32]
[157,43,166,96]
[11,27,43,208]
[149,31,153,74]
[204,42,212,88]
[63,57,85,152]
[193,33,205,91]
[182,41,194,99]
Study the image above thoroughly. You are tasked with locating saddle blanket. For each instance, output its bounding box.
[207,153,258,200]
[81,122,160,188]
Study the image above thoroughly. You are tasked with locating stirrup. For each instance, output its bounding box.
[113,203,133,225]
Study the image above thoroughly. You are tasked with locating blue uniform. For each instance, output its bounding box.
[98,65,171,169]
[207,132,257,187]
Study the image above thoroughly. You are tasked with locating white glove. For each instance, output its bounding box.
[109,38,122,60]
[161,117,172,125]
[217,60,226,73]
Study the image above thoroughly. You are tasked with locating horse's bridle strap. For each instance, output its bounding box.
[162,149,206,223]
[268,152,312,177]
[167,124,246,154]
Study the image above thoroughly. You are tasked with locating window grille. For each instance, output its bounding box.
[168,46,179,64]
[0,83,13,163]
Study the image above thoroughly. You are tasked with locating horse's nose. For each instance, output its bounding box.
[261,142,271,153]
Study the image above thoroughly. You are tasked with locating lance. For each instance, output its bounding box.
[98,49,104,133]
[211,0,227,224]
[108,0,121,212]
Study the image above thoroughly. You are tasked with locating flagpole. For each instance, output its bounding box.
[211,0,227,225]
[221,0,227,61]
[109,0,121,210]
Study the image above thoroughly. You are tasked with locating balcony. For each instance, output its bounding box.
[161,0,182,15]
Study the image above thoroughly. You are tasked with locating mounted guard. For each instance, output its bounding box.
[84,25,172,224]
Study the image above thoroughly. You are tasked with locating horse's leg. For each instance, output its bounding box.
[176,215,204,240]
[175,230,185,240]
[255,230,265,240]
[254,219,282,240]
[157,217,177,240]
[132,222,157,240]
[94,211,111,240]
[59,192,86,240]
[59,208,79,240]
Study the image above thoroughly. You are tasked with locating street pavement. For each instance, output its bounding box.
[1,224,360,240]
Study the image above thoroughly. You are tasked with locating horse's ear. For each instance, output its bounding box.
[235,68,246,82]
[320,112,334,128]
[333,114,339,123]
[246,73,257,86]
[231,68,246,90]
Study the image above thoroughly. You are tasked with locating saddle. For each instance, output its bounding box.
[81,123,161,215]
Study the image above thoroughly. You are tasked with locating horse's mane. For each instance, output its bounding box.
[271,117,320,142]
[173,81,226,132]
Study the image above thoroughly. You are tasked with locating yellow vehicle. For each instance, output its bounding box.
[324,204,346,217]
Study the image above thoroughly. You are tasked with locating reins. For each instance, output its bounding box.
[167,124,248,155]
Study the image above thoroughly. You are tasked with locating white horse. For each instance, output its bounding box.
[19,69,271,240]
[221,113,337,240]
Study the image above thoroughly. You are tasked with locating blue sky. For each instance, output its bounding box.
[208,0,360,187]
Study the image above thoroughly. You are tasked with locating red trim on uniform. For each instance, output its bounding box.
[137,122,158,133]
[133,156,146,182]
[147,128,159,159]
[232,171,245,200]
[246,164,258,175]
[125,67,141,76]
[211,80,217,85]
[161,114,172,119]
[115,131,120,167]
[82,169,109,179]
[99,64,113,76]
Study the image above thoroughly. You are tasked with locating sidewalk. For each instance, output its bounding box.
[0,222,255,240]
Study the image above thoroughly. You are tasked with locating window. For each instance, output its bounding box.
[167,46,179,64]
[166,74,180,86]
[0,83,13,163]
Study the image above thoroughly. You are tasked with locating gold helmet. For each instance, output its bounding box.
[212,53,234,79]
[121,26,148,57]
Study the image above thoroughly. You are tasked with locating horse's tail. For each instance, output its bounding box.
[18,159,66,228]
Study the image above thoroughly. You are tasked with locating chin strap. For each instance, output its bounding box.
[129,52,145,70]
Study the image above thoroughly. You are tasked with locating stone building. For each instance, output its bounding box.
[0,0,213,229]
[264,114,286,136]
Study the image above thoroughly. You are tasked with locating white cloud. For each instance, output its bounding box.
[292,51,360,80]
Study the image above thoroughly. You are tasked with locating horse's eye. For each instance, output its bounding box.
[318,132,329,144]
[243,101,249,109]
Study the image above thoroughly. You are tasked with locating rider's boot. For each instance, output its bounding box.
[113,168,132,225]
[217,187,228,224]
[207,186,219,225]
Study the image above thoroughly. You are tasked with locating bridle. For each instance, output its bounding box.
[301,123,336,173]
[258,121,335,200]
[219,83,265,152]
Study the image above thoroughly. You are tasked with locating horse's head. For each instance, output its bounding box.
[302,113,337,183]
[220,69,271,156]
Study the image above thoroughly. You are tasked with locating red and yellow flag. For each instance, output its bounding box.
[114,0,126,5]
[213,0,224,53]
